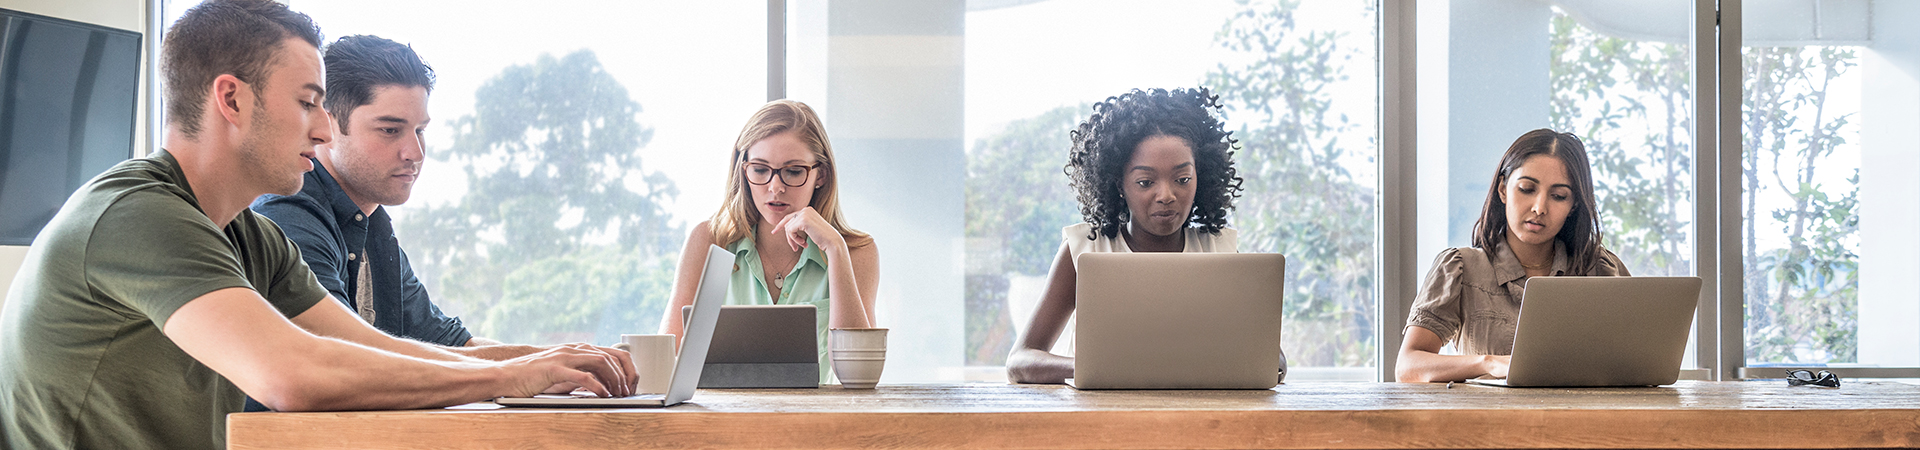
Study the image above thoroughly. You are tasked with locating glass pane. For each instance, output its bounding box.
[964,0,1381,380]
[1416,1,1696,349]
[1741,2,1918,367]
[162,0,768,345]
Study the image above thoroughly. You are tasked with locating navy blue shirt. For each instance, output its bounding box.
[250,162,472,347]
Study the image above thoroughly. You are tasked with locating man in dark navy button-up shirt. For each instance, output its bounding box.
[254,158,475,346]
[251,36,554,372]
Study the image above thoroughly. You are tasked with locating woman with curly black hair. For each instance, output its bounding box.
[1006,87,1253,384]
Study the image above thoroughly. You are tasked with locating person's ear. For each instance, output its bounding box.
[1496,179,1509,206]
[211,74,248,129]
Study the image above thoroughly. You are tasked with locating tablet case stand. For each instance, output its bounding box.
[683,305,820,388]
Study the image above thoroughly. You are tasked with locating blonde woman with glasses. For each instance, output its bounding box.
[662,100,879,383]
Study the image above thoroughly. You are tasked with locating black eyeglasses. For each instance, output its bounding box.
[1786,369,1840,388]
[743,162,820,187]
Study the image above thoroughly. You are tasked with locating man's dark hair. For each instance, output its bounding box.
[161,0,323,139]
[1065,87,1245,240]
[322,35,435,134]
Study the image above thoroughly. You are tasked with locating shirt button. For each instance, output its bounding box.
[348,253,358,261]
[354,214,364,221]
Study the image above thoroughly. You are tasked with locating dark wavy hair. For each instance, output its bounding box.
[323,35,436,134]
[1065,87,1243,240]
[1470,128,1606,275]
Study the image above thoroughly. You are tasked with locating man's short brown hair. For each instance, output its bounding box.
[161,0,322,139]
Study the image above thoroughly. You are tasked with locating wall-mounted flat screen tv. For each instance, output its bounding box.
[0,8,141,246]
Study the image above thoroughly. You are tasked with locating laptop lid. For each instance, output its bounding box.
[496,244,733,407]
[1070,252,1286,390]
[1495,276,1702,387]
[656,244,734,403]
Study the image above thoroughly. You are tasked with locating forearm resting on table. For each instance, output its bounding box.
[165,291,516,411]
[449,342,546,361]
[255,336,514,411]
[1007,347,1074,384]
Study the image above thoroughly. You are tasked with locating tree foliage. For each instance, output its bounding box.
[1741,47,1859,363]
[1203,0,1375,367]
[1548,13,1694,277]
[962,0,1378,368]
[1546,12,1860,363]
[961,106,1086,365]
[397,49,684,345]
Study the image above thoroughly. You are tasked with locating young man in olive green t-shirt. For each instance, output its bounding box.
[0,2,636,449]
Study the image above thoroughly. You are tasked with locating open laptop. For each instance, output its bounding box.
[682,304,818,388]
[1469,276,1703,388]
[1067,252,1286,390]
[495,244,733,407]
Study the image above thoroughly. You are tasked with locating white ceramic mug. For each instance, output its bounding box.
[829,328,888,389]
[616,334,677,394]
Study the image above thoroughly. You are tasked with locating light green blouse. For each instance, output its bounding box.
[726,236,834,383]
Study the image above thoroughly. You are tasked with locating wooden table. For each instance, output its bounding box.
[226,381,1920,449]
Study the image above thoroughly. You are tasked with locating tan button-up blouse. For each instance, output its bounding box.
[1405,241,1629,355]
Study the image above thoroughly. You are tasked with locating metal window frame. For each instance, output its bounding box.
[1376,0,1417,382]
[1692,0,1732,381]
[767,0,785,102]
[147,0,164,157]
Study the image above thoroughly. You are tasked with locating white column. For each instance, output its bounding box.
[790,0,967,381]
[1448,0,1552,244]
[1856,0,1920,367]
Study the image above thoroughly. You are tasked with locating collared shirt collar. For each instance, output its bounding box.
[1487,239,1570,285]
[729,232,829,274]
[305,159,380,229]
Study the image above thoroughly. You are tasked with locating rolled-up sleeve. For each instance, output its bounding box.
[1406,248,1468,342]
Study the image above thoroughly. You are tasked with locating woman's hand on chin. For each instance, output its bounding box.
[773,207,842,252]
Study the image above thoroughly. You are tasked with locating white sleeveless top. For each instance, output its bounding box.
[1052,223,1239,356]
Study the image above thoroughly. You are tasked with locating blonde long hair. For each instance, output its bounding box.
[709,100,872,249]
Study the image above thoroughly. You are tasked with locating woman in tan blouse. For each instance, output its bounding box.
[1395,129,1630,382]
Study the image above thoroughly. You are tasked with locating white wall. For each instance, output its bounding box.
[787,0,967,382]
[0,0,151,311]
[1857,0,1920,367]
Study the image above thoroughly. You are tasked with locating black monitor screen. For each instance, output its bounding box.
[0,9,141,245]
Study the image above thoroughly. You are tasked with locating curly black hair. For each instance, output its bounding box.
[1065,87,1244,240]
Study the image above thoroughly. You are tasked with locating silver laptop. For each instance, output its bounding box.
[1067,252,1286,390]
[1470,276,1703,388]
[495,244,733,407]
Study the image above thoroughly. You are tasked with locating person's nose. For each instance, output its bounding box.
[1154,182,1175,204]
[308,111,332,146]
[401,130,424,164]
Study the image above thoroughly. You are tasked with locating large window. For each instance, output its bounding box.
[1417,1,1695,273]
[1741,1,1919,369]
[1412,1,1698,365]
[164,0,768,346]
[149,0,1918,383]
[963,0,1381,380]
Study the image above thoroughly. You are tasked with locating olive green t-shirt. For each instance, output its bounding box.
[0,151,327,450]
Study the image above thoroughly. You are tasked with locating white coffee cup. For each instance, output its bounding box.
[615,334,677,394]
[829,328,888,389]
